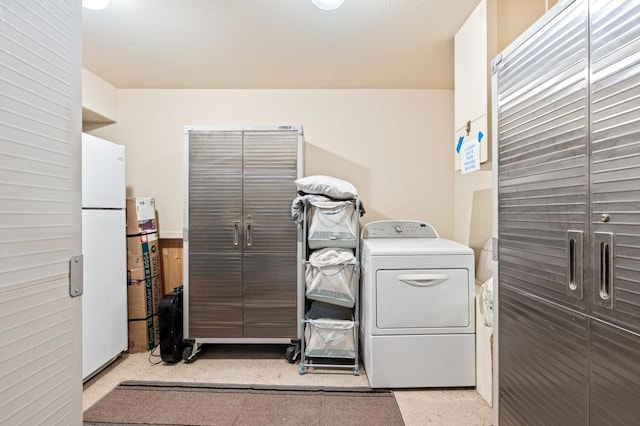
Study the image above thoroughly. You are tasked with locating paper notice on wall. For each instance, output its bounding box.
[135,197,156,220]
[460,137,480,174]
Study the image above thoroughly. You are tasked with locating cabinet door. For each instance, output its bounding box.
[495,2,590,424]
[242,130,298,251]
[188,130,243,338]
[589,319,640,425]
[0,2,82,421]
[499,288,589,426]
[496,2,589,310]
[496,0,589,309]
[243,252,297,337]
[242,130,299,337]
[589,0,640,334]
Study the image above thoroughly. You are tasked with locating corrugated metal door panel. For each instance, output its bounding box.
[0,0,82,424]
[497,0,589,308]
[189,131,243,249]
[242,130,298,336]
[186,253,243,338]
[0,2,78,291]
[590,0,640,333]
[243,130,298,174]
[242,130,298,251]
[0,280,75,423]
[589,319,640,425]
[243,252,297,338]
[188,131,243,337]
[499,288,589,426]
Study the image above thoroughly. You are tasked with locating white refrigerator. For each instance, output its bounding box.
[81,133,127,381]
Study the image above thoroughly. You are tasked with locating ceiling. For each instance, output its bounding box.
[82,0,481,90]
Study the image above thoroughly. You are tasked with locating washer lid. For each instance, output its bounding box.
[362,237,473,256]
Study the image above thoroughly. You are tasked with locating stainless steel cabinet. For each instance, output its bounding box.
[589,0,640,333]
[493,0,640,423]
[183,127,303,358]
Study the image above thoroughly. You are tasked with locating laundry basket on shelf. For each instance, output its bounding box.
[305,248,357,308]
[306,200,358,249]
[304,318,357,359]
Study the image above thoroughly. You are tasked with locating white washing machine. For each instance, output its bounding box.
[360,220,475,388]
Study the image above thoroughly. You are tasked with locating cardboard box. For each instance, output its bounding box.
[127,277,162,320]
[128,314,159,353]
[127,232,162,320]
[126,197,157,236]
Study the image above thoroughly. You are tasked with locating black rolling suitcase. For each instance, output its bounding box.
[159,286,184,362]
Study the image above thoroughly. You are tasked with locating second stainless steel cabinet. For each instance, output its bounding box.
[493,0,640,424]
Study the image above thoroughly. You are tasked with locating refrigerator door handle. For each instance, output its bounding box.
[566,230,583,300]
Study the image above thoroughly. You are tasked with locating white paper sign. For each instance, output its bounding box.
[135,197,156,220]
[460,137,480,175]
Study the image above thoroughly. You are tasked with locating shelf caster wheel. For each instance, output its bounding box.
[285,346,299,363]
[298,365,307,375]
[353,366,360,376]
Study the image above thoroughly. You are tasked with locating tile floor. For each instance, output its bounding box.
[83,344,492,426]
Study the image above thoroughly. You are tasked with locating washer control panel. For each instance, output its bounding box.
[362,220,439,239]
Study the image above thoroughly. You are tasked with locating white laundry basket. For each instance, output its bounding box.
[307,200,358,249]
[305,248,357,308]
[304,319,356,359]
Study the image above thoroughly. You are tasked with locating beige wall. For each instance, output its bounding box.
[453,0,557,250]
[497,0,559,53]
[89,89,454,239]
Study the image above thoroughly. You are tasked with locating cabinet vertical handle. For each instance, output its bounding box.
[566,230,583,299]
[233,221,240,247]
[593,232,614,309]
[246,223,252,247]
[599,241,611,300]
[569,239,576,285]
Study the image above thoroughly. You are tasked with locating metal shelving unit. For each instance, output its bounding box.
[296,198,361,375]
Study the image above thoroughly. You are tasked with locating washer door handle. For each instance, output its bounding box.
[397,274,448,287]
